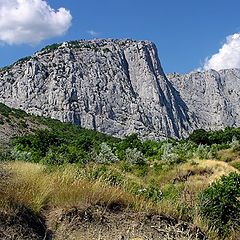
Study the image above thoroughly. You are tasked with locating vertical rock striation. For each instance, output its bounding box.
[167,69,240,131]
[0,39,239,139]
[0,39,192,139]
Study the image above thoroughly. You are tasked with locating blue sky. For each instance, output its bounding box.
[1,0,240,73]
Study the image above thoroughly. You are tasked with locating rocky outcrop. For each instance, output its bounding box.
[0,39,239,139]
[167,69,240,131]
[0,39,192,139]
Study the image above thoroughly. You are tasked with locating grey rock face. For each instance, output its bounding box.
[0,39,192,139]
[0,39,239,139]
[167,69,240,131]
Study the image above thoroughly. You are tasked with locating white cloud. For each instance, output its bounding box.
[87,30,100,37]
[0,0,72,45]
[203,33,240,71]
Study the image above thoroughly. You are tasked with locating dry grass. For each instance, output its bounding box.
[0,162,148,215]
[157,159,239,185]
[218,148,240,162]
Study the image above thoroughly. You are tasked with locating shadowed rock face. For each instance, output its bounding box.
[0,39,239,139]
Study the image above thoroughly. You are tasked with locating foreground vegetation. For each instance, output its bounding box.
[0,103,240,239]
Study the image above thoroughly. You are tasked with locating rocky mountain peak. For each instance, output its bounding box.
[0,39,239,139]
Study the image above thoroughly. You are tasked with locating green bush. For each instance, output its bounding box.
[41,43,61,52]
[125,148,146,165]
[116,133,143,159]
[129,180,162,202]
[0,146,12,162]
[13,129,63,160]
[231,162,240,170]
[160,142,186,164]
[96,142,119,164]
[189,127,240,145]
[41,148,66,165]
[193,144,218,159]
[230,136,240,152]
[188,129,210,145]
[199,172,240,237]
[142,140,162,157]
[0,103,12,117]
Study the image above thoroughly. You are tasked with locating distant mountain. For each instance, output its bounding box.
[0,39,239,139]
[167,69,240,131]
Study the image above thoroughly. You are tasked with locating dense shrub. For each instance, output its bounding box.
[199,172,240,237]
[129,180,162,202]
[160,142,185,164]
[230,136,240,152]
[96,143,119,164]
[41,43,61,52]
[0,145,12,162]
[189,129,210,145]
[13,130,63,160]
[125,148,146,165]
[0,103,12,117]
[116,133,143,159]
[193,144,218,159]
[189,127,240,145]
[142,140,162,157]
[0,103,27,118]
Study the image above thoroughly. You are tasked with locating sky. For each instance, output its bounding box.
[0,0,240,73]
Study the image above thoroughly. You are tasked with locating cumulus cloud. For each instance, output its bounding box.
[87,30,101,37]
[203,33,240,71]
[0,0,72,45]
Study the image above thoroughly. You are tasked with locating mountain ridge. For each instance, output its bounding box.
[0,39,239,139]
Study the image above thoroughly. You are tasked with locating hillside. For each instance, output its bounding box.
[0,102,240,239]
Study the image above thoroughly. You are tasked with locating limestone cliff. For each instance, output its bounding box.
[0,39,192,139]
[1,39,239,139]
[167,69,240,131]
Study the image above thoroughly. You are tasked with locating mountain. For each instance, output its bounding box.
[167,69,240,131]
[0,39,239,139]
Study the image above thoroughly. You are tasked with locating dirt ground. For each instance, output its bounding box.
[49,206,207,240]
[0,204,207,240]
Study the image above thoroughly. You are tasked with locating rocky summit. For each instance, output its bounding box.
[0,39,239,139]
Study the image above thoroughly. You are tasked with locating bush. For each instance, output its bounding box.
[0,103,12,117]
[160,142,185,164]
[188,129,210,145]
[96,143,119,164]
[125,148,146,165]
[189,127,240,145]
[0,146,12,162]
[129,180,162,202]
[193,144,218,159]
[41,148,66,165]
[199,172,240,237]
[13,130,62,158]
[116,133,143,159]
[11,148,32,161]
[230,136,240,152]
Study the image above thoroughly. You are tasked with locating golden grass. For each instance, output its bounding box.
[218,148,240,163]
[197,159,239,181]
[0,162,147,215]
[157,159,239,186]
